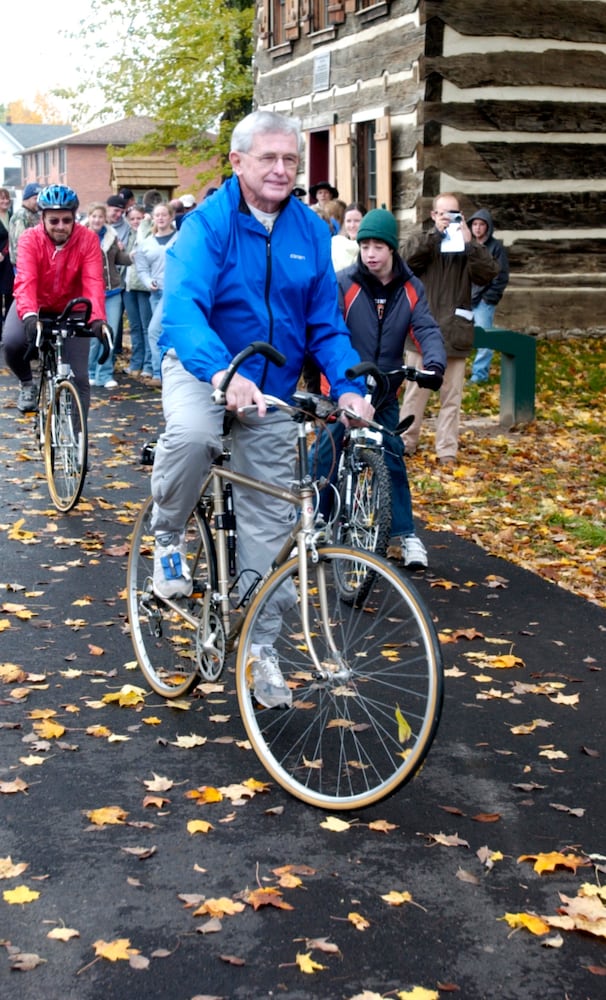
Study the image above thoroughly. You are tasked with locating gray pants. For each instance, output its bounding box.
[2,301,91,414]
[151,352,298,644]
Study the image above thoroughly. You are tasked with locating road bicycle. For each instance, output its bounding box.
[127,343,443,810]
[32,298,111,511]
[317,360,425,603]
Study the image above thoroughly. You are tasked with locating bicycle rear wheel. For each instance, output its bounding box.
[334,448,392,604]
[236,546,443,810]
[126,496,219,698]
[44,379,87,511]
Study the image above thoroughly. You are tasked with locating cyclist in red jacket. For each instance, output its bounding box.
[3,184,106,413]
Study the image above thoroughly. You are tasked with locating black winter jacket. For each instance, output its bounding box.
[337,255,446,390]
[466,208,510,308]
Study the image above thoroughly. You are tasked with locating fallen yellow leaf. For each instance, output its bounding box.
[3,884,40,904]
[500,911,550,935]
[93,938,139,961]
[87,806,128,826]
[296,951,327,974]
[187,819,214,835]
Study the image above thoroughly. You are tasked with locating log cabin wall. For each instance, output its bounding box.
[254,0,606,335]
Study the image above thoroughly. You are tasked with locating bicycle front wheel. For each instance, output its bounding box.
[37,377,51,451]
[126,496,219,698]
[236,546,443,810]
[44,380,87,511]
[335,448,392,604]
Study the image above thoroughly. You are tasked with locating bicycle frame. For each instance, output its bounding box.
[157,407,352,680]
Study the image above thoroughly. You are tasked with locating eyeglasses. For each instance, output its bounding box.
[45,216,75,226]
[243,153,299,170]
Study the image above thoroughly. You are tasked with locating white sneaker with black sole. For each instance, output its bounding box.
[250,645,292,709]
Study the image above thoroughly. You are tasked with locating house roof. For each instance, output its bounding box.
[21,116,160,153]
[0,123,72,150]
[110,156,179,189]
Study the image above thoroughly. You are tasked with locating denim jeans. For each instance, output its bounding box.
[470,301,496,383]
[89,293,122,386]
[310,397,415,538]
[147,290,163,379]
[124,289,152,373]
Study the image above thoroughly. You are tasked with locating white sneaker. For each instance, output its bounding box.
[251,646,292,709]
[152,532,193,599]
[401,535,428,570]
[17,382,37,412]
[104,379,118,389]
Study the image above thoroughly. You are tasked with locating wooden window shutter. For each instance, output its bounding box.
[374,115,392,210]
[284,0,300,39]
[328,1,346,24]
[334,122,353,205]
[259,2,270,47]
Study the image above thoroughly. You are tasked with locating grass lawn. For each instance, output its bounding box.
[406,337,606,607]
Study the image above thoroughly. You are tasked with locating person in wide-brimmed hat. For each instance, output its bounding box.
[309,180,338,204]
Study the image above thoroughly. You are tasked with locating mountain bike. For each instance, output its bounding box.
[33,298,112,511]
[126,343,443,810]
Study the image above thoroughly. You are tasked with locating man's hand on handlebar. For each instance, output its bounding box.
[338,391,375,427]
[23,315,40,360]
[212,370,268,417]
[89,320,113,365]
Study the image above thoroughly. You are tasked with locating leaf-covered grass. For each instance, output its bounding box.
[408,338,606,606]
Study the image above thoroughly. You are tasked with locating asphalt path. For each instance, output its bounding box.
[1,362,604,1000]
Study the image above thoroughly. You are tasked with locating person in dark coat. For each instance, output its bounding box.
[0,187,14,339]
[315,208,447,569]
[467,207,510,384]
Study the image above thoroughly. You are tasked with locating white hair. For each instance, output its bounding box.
[231,111,303,155]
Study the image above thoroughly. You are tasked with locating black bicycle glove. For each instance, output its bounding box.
[416,365,444,391]
[90,320,113,365]
[23,315,40,361]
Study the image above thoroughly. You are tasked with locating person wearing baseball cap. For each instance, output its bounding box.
[9,184,42,266]
[316,207,447,570]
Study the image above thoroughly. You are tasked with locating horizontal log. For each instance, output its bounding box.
[424,142,606,181]
[417,192,606,231]
[423,50,606,89]
[423,101,606,134]
[506,240,606,275]
[496,288,606,336]
[423,0,606,43]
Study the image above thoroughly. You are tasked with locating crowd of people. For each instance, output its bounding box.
[0,110,510,707]
[0,183,200,394]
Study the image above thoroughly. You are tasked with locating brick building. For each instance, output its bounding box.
[19,116,218,209]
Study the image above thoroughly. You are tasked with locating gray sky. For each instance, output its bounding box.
[4,1,96,108]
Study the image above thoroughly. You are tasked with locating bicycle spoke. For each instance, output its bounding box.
[126,497,221,697]
[44,381,87,511]
[237,547,443,810]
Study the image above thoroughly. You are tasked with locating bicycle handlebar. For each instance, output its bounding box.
[346,360,435,388]
[211,341,286,405]
[36,298,113,365]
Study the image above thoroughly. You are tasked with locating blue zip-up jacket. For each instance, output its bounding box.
[159,175,365,400]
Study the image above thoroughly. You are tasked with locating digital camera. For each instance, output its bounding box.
[446,211,463,223]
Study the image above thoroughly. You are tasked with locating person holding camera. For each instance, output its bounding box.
[399,192,498,465]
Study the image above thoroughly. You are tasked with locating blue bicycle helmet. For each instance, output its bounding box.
[37,184,79,212]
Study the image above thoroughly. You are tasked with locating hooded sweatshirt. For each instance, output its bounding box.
[466,208,509,308]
